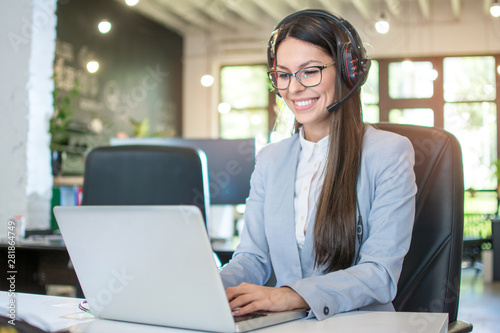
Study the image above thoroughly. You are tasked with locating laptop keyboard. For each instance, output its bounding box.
[233,311,269,323]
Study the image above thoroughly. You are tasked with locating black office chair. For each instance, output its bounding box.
[375,123,472,333]
[73,145,211,298]
[81,145,210,223]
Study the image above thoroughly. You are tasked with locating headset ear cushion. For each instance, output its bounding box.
[340,42,361,88]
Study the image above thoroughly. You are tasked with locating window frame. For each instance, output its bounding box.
[377,54,500,191]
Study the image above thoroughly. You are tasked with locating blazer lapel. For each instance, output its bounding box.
[265,136,303,283]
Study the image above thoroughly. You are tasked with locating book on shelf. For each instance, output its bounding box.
[51,185,82,230]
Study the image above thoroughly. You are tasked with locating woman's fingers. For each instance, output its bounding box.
[225,283,309,316]
[226,283,262,313]
[226,282,254,302]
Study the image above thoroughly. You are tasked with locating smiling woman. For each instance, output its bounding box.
[219,9,417,321]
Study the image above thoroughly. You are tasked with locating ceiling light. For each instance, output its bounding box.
[125,0,139,6]
[87,61,99,73]
[98,20,111,34]
[375,13,390,34]
[200,74,214,87]
[491,0,500,17]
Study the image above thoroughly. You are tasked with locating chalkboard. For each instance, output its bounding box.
[54,0,183,174]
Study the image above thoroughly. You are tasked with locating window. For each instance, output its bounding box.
[445,102,497,190]
[374,55,499,198]
[362,60,379,123]
[444,56,496,102]
[378,59,439,127]
[218,55,499,198]
[443,56,497,191]
[389,108,434,127]
[219,65,270,146]
[389,61,435,99]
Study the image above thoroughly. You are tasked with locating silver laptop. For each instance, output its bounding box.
[54,205,307,332]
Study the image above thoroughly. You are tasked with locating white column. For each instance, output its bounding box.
[182,32,217,138]
[0,0,57,235]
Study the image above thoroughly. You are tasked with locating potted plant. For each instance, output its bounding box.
[49,81,93,176]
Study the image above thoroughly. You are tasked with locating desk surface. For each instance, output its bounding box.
[0,292,448,333]
[0,236,66,250]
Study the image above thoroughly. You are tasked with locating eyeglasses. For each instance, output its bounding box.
[268,62,335,90]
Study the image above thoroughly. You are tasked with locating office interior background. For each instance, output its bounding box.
[1,0,500,331]
[2,0,499,233]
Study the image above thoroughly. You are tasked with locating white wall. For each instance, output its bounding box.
[182,32,219,138]
[0,0,56,235]
[182,1,500,138]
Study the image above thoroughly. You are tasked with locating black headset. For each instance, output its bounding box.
[268,9,371,113]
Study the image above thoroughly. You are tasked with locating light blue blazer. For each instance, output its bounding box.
[220,124,417,320]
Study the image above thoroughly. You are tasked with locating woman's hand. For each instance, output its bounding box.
[225,283,309,316]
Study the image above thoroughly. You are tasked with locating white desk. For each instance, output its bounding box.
[0,292,448,333]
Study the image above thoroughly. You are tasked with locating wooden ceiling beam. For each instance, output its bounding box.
[352,0,373,20]
[223,0,271,27]
[125,0,190,35]
[450,0,461,18]
[284,0,311,11]
[483,0,493,16]
[251,0,291,22]
[317,0,343,16]
[418,0,431,19]
[384,0,402,16]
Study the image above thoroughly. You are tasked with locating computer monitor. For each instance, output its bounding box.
[110,137,256,205]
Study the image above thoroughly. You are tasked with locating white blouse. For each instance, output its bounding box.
[294,127,329,248]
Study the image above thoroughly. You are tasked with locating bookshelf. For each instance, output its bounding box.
[51,176,84,230]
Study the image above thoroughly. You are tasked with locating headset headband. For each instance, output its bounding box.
[268,9,366,61]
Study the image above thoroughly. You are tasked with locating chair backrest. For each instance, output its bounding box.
[375,123,464,322]
[81,145,210,224]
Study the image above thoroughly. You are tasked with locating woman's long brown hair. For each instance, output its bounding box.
[269,13,365,273]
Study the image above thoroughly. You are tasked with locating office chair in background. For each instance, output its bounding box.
[375,123,472,333]
[81,145,210,223]
[73,145,210,299]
